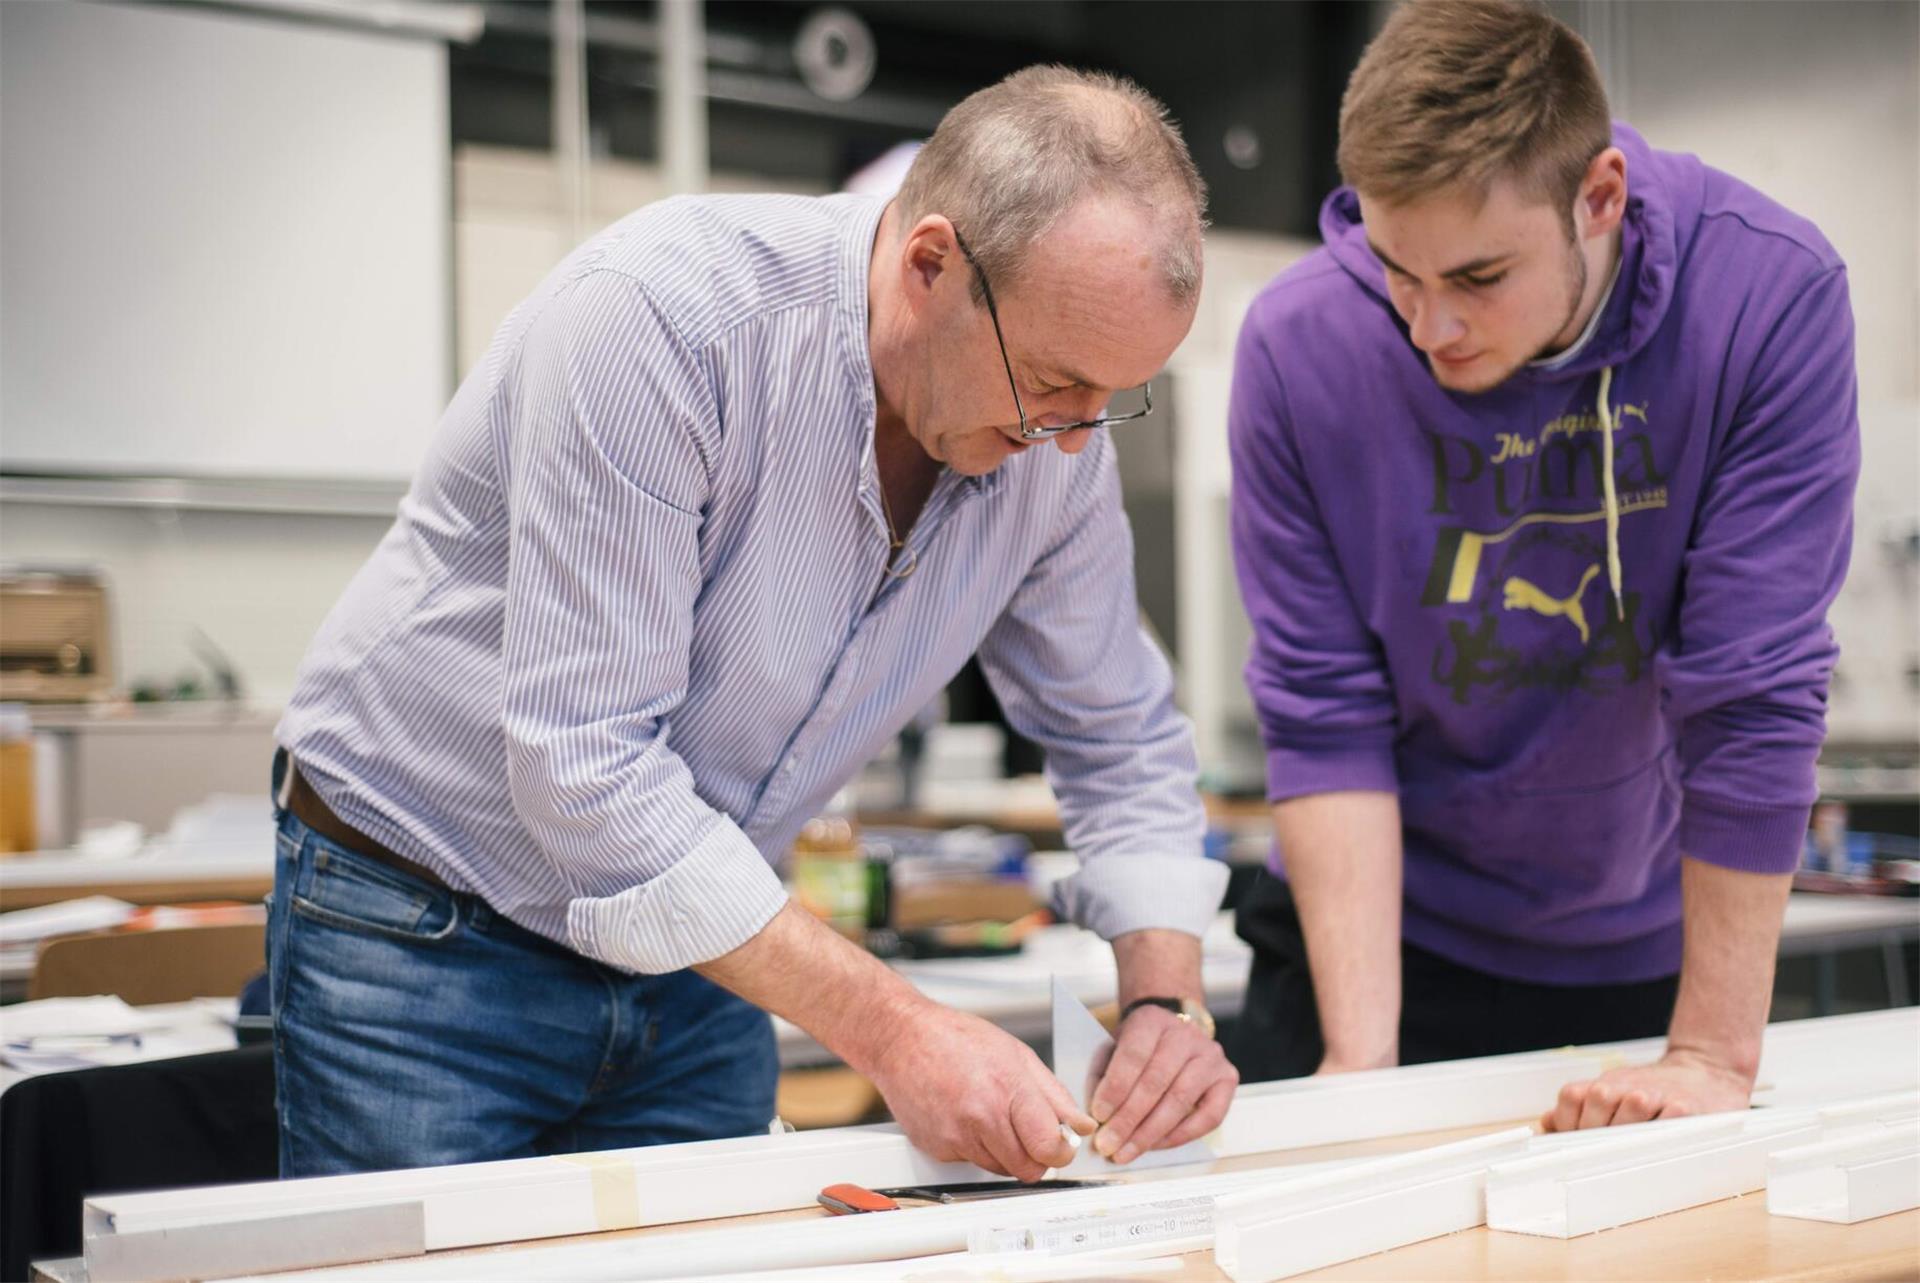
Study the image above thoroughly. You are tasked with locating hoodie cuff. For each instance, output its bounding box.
[1680,791,1810,875]
[1265,743,1398,803]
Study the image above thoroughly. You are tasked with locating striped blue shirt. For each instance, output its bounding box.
[278,192,1224,974]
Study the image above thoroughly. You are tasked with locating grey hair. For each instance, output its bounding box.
[894,65,1208,306]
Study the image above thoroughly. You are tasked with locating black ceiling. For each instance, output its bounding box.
[451,0,1375,236]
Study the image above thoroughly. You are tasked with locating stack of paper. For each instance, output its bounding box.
[1,994,239,1074]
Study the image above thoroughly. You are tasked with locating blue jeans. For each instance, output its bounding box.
[266,807,778,1177]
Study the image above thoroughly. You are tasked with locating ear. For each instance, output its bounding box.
[1575,147,1628,241]
[899,214,961,302]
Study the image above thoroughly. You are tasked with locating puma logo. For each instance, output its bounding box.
[1618,402,1649,424]
[1502,563,1602,644]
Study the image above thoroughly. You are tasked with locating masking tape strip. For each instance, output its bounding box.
[1553,1046,1632,1073]
[557,1152,643,1231]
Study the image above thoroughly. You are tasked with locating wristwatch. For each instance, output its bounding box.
[1120,995,1216,1039]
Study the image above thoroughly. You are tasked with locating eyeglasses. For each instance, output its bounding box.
[952,229,1156,442]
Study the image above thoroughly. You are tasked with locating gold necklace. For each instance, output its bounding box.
[876,479,917,579]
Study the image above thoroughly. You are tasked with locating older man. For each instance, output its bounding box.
[270,66,1235,1181]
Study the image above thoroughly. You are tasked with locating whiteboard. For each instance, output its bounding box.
[1,1,451,480]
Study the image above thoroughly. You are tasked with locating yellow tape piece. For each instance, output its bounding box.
[557,1153,642,1231]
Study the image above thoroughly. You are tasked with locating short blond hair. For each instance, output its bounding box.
[1338,0,1611,232]
[895,65,1207,304]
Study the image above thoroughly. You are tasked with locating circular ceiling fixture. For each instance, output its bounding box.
[795,7,876,103]
[1223,124,1263,171]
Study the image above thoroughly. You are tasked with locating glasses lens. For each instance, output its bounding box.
[1099,385,1151,421]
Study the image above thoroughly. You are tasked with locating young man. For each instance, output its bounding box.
[1227,0,1857,1131]
[271,67,1236,1180]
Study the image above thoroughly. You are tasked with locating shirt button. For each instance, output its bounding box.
[782,759,797,774]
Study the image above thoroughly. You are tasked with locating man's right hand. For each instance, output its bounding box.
[868,1000,1095,1181]
[696,902,1092,1181]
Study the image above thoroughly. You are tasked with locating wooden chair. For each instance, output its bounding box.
[28,922,266,1004]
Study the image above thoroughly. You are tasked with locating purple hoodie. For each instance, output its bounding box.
[1228,123,1859,984]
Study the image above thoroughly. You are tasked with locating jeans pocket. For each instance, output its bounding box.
[291,844,461,944]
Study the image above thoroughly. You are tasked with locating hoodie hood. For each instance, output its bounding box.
[1319,122,1696,381]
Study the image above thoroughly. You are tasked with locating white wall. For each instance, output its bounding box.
[1599,0,1916,406]
[0,147,832,707]
[0,0,452,479]
[454,145,829,377]
[1169,231,1317,770]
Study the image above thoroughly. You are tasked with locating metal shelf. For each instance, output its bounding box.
[0,473,405,519]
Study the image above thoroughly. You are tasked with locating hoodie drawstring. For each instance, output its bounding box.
[1596,366,1625,622]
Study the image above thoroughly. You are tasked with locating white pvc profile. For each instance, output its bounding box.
[1213,1048,1623,1154]
[1752,1008,1920,1109]
[1211,1128,1532,1283]
[1485,1112,1822,1238]
[279,1093,1919,1283]
[254,1158,1360,1282]
[1768,1122,1920,1224]
[86,1008,1920,1283]
[1814,1090,1920,1130]
[87,1042,1636,1281]
[89,1124,985,1281]
[1211,1002,1909,1158]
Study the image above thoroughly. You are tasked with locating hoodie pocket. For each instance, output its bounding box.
[1402,750,1682,911]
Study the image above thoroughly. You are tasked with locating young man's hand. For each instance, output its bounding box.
[1540,859,1790,1132]
[1540,1048,1752,1131]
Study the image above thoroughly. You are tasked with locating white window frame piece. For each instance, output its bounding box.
[1210,1128,1533,1283]
[1485,1112,1823,1238]
[1768,1123,1920,1224]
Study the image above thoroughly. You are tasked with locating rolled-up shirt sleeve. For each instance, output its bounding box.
[976,434,1225,940]
[501,269,788,973]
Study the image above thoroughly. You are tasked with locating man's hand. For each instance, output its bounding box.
[1091,927,1239,1164]
[699,903,1093,1180]
[1276,792,1404,1074]
[1539,858,1791,1133]
[869,1002,1093,1181]
[1542,1047,1754,1131]
[1088,1002,1237,1164]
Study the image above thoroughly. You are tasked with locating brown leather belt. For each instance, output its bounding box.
[285,765,450,892]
